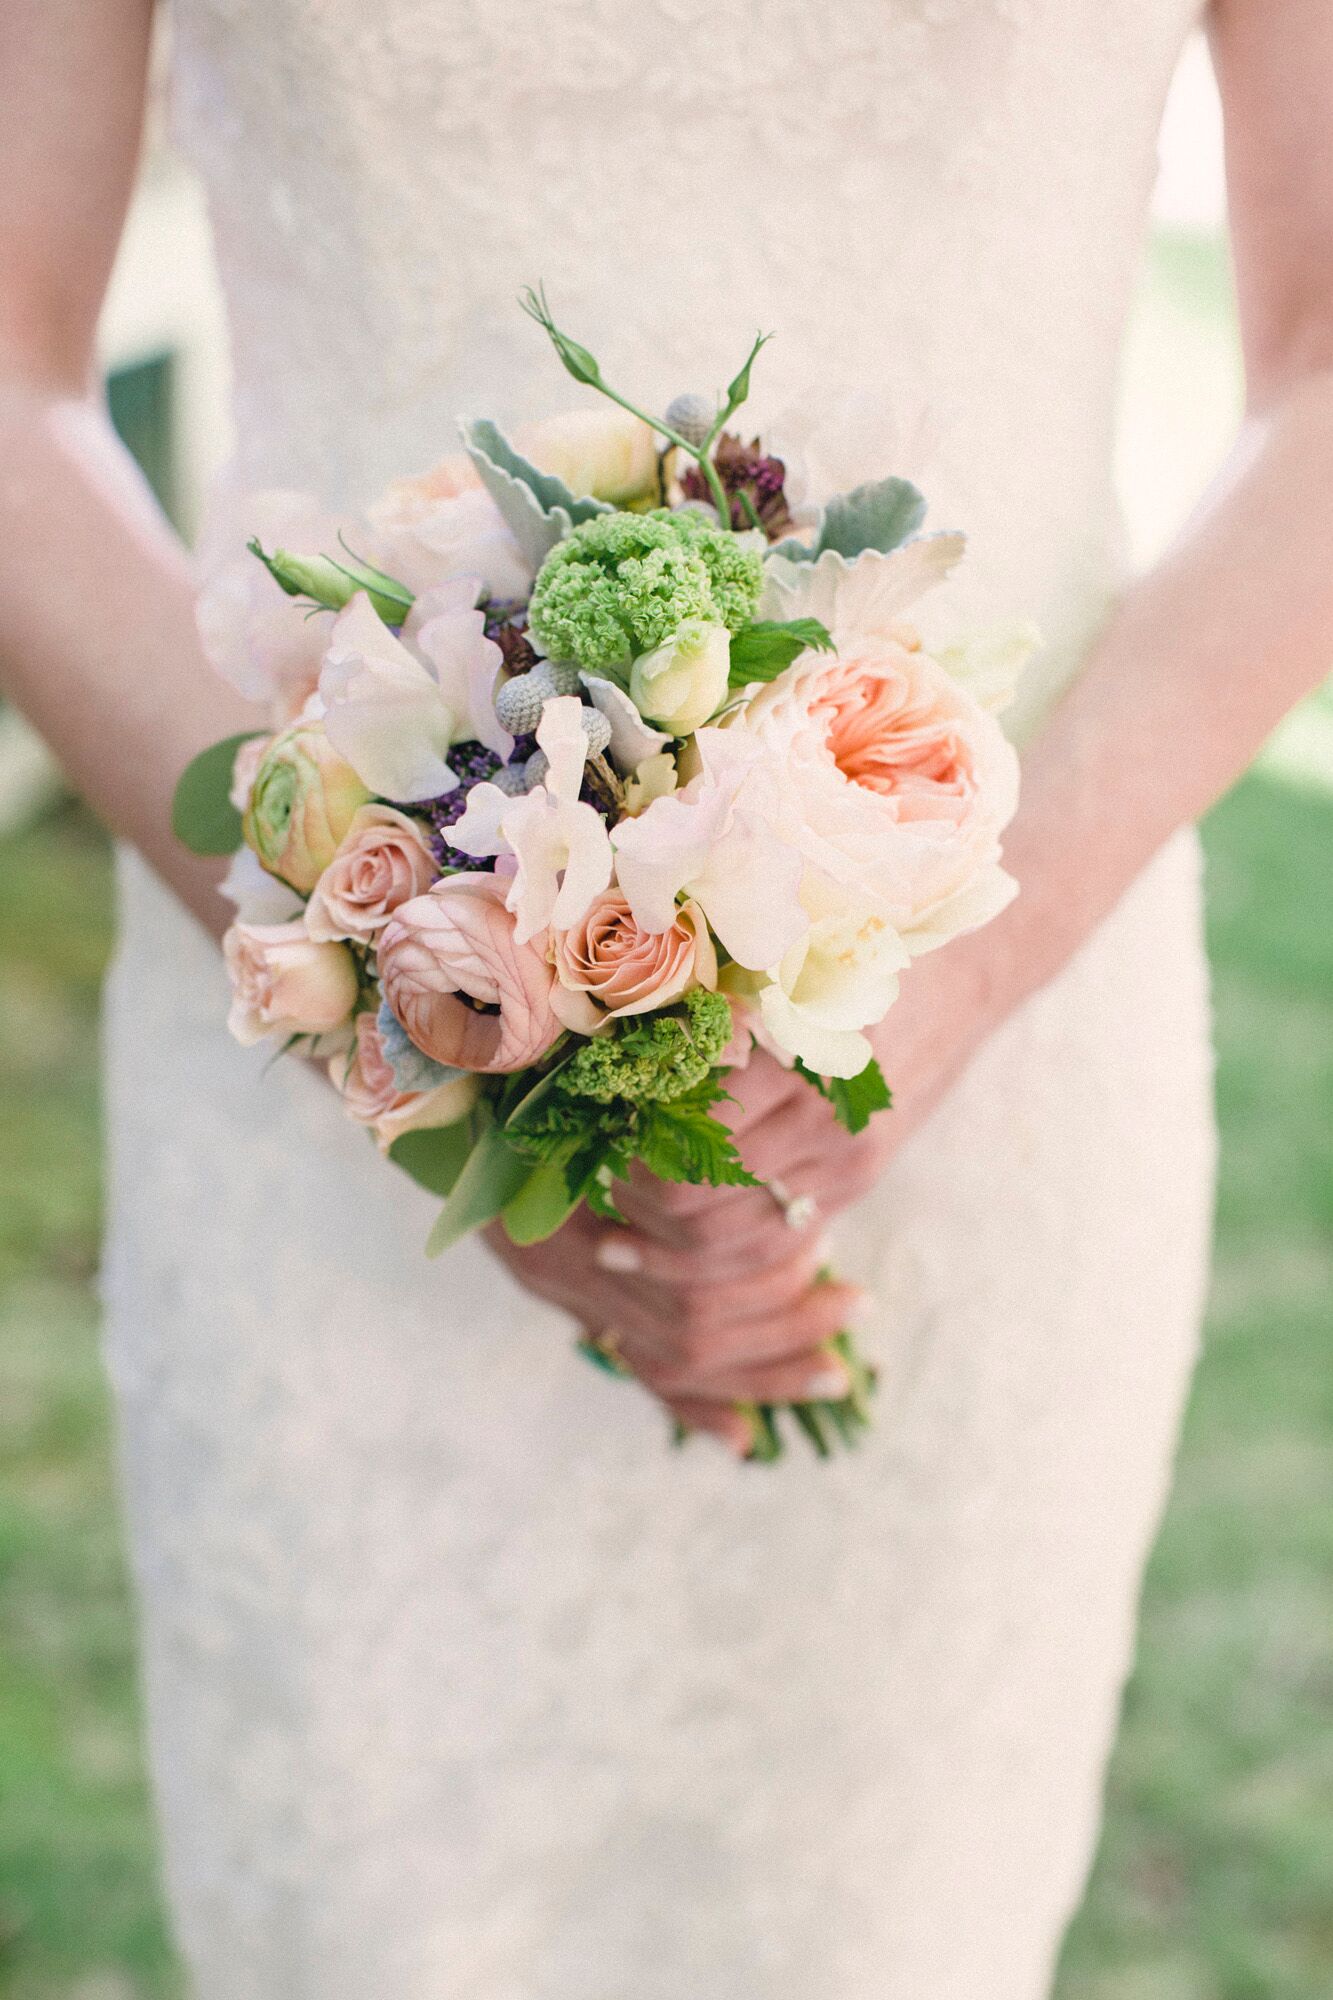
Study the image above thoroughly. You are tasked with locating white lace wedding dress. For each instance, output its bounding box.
[103,4,1216,1995]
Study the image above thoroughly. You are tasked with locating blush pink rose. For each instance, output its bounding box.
[331,1010,478,1150]
[305,805,438,945]
[377,874,563,1074]
[223,921,358,1046]
[553,891,717,1019]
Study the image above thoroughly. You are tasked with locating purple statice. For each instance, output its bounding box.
[417,738,535,871]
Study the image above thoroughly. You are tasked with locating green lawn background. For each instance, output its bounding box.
[1,233,1331,1998]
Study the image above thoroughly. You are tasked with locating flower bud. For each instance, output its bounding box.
[248,540,414,626]
[629,618,732,737]
[244,725,372,892]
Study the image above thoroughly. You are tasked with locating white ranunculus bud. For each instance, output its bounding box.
[629,619,733,737]
[664,394,716,448]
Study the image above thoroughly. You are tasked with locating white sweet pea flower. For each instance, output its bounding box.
[579,674,671,772]
[406,578,513,761]
[610,727,806,972]
[450,697,613,943]
[319,587,504,802]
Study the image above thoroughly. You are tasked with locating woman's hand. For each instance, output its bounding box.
[485,1047,883,1452]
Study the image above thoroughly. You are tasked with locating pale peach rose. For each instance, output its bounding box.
[331,1010,478,1151]
[305,805,437,945]
[553,892,717,1019]
[378,874,563,1074]
[224,921,358,1046]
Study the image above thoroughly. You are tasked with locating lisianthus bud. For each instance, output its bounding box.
[629,619,732,736]
[243,725,372,892]
[249,540,414,626]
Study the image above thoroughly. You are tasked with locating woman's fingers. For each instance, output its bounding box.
[662,1397,754,1458]
[646,1343,851,1407]
[620,1280,864,1384]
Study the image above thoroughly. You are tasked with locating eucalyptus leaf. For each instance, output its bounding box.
[377,1000,465,1095]
[172,731,264,857]
[388,1119,475,1198]
[816,477,926,561]
[460,417,612,569]
[425,1114,534,1257]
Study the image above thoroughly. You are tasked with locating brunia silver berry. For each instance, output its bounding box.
[494,671,549,735]
[580,707,613,758]
[665,393,716,448]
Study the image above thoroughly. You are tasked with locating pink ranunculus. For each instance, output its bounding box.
[305,805,438,945]
[553,892,717,1019]
[331,1011,478,1151]
[378,874,563,1074]
[223,921,359,1046]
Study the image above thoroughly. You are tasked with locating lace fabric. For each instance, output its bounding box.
[104,3,1212,1992]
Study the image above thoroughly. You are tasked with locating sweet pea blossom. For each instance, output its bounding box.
[196,490,347,723]
[449,697,613,943]
[319,585,507,802]
[371,484,533,604]
[610,727,806,972]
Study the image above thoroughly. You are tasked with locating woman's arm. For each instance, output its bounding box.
[860,0,1333,1153]
[0,0,256,933]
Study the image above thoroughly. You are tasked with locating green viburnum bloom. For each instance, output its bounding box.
[528,510,763,675]
[548,989,735,1117]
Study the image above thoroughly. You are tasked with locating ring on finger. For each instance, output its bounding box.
[576,1327,634,1378]
[769,1176,820,1232]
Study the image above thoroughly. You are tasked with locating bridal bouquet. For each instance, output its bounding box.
[175,291,1027,1461]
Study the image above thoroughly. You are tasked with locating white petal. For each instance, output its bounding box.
[758,983,873,1079]
[320,594,459,800]
[535,696,589,804]
[219,847,303,925]
[580,674,670,770]
[450,780,512,858]
[758,534,966,639]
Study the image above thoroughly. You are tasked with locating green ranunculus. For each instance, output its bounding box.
[243,725,372,892]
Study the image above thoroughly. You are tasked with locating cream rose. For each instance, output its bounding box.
[553,891,717,1019]
[305,805,437,945]
[224,921,359,1046]
[332,1010,478,1150]
[629,618,732,737]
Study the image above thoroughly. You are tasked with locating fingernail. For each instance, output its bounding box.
[807,1365,851,1399]
[595,1236,642,1273]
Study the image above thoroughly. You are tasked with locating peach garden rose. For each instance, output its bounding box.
[552,890,717,1019]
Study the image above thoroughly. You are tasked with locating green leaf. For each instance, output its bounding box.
[460,417,612,569]
[795,1056,893,1135]
[171,731,263,856]
[388,1119,474,1198]
[728,618,833,689]
[634,1083,760,1189]
[425,1115,533,1257]
[501,1152,596,1246]
[816,477,926,561]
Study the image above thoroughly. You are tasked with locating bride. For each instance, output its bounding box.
[3,2,1328,1994]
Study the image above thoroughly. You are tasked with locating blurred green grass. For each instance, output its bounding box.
[2,228,1332,1997]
